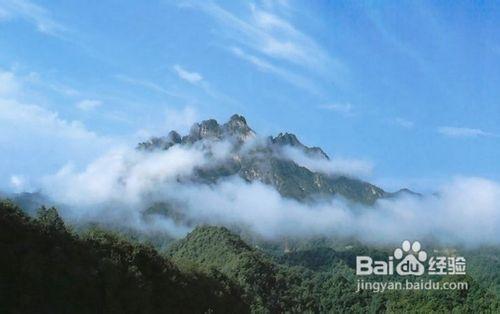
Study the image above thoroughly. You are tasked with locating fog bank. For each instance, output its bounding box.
[38,141,500,246]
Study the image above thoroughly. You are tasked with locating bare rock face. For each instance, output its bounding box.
[271,132,329,160]
[222,114,255,141]
[136,130,182,151]
[184,119,223,143]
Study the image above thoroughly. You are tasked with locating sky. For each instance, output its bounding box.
[1,0,499,193]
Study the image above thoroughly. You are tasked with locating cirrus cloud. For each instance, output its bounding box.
[173,65,203,84]
[438,126,496,138]
[76,99,102,111]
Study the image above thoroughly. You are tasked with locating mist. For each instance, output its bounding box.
[37,138,500,246]
[281,145,374,178]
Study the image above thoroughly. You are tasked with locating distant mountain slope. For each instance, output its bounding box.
[4,192,53,215]
[138,114,391,204]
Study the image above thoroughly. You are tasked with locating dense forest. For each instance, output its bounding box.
[0,200,249,314]
[1,199,499,313]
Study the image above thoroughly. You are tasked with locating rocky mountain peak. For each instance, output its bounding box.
[167,130,182,144]
[229,114,247,125]
[271,132,329,160]
[182,115,256,143]
[188,119,223,141]
[132,114,411,204]
[222,114,254,139]
[272,132,303,147]
[137,130,182,151]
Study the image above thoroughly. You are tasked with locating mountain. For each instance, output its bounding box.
[2,191,53,216]
[138,114,393,204]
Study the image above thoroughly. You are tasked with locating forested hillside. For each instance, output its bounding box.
[168,226,498,313]
[0,200,249,314]
[1,200,499,313]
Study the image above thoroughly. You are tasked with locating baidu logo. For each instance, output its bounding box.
[356,240,465,276]
[393,240,427,276]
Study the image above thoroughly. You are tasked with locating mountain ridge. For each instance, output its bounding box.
[138,114,410,204]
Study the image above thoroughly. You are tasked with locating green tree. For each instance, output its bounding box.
[36,206,66,232]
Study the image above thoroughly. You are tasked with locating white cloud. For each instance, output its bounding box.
[367,177,500,244]
[395,117,415,129]
[185,1,346,89]
[190,1,335,71]
[0,71,20,96]
[282,146,373,178]
[41,141,228,236]
[231,47,320,95]
[43,145,207,207]
[41,138,500,244]
[173,65,203,84]
[76,99,101,111]
[319,103,353,115]
[0,70,114,191]
[250,5,323,67]
[9,175,29,192]
[0,99,101,141]
[177,1,354,96]
[0,0,66,36]
[438,126,495,138]
[138,173,500,244]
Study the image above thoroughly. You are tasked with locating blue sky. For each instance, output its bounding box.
[0,0,499,193]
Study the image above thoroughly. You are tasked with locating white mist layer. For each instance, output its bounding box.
[40,142,500,245]
[282,146,374,177]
